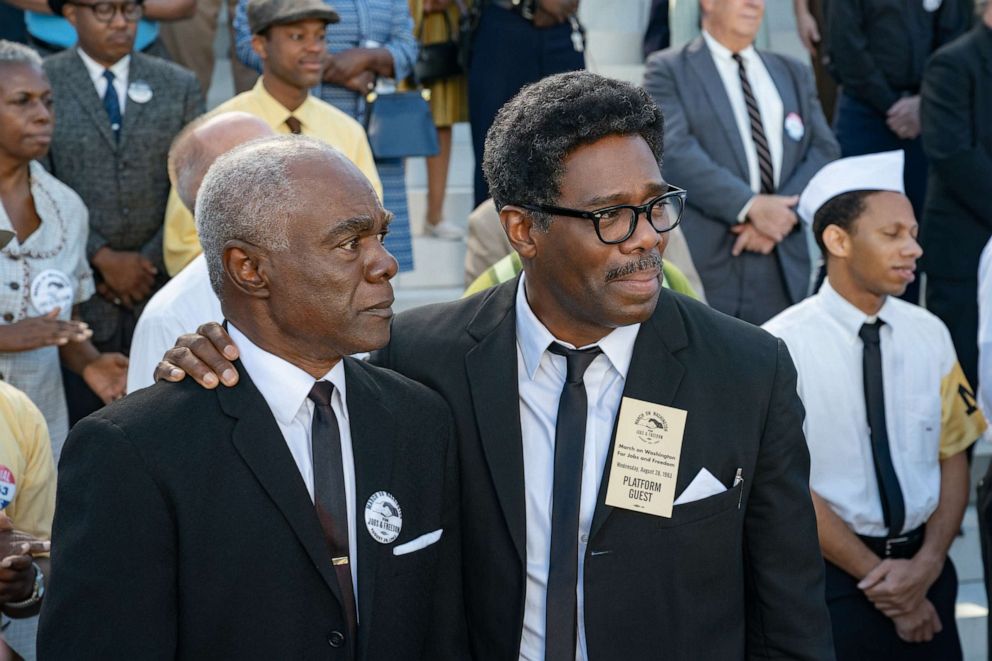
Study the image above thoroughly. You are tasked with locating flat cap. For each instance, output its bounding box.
[248,0,339,34]
[798,150,905,225]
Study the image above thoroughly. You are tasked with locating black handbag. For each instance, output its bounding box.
[363,82,440,159]
[414,9,463,85]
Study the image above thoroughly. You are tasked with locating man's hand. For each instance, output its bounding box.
[0,309,92,352]
[534,0,577,26]
[886,95,921,140]
[154,322,240,388]
[794,8,820,55]
[892,598,942,643]
[323,49,374,86]
[0,547,37,605]
[344,70,376,93]
[745,194,799,243]
[858,555,943,616]
[730,222,777,256]
[82,352,129,404]
[91,247,158,307]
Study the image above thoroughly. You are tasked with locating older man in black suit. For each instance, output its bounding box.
[920,2,992,394]
[37,137,466,659]
[155,72,833,661]
[42,0,203,420]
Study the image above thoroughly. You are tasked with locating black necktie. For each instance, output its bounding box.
[859,322,905,536]
[545,342,602,661]
[102,69,122,141]
[732,53,775,194]
[286,115,303,134]
[308,381,357,657]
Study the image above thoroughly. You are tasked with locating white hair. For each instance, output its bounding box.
[195,135,333,297]
[0,40,43,68]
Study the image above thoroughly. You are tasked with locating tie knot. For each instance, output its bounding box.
[308,380,334,407]
[548,343,602,384]
[103,69,115,83]
[732,52,744,66]
[859,321,884,345]
[285,115,303,134]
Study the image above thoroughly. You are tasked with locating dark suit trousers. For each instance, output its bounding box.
[468,5,583,206]
[62,309,137,425]
[825,559,961,660]
[834,92,928,303]
[926,275,979,392]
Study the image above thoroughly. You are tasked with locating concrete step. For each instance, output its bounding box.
[951,506,988,661]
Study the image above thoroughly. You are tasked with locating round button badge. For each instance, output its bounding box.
[30,269,74,316]
[364,491,402,544]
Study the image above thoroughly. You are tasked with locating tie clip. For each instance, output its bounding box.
[332,556,349,566]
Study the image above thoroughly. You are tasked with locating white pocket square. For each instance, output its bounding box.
[673,468,727,506]
[392,528,443,556]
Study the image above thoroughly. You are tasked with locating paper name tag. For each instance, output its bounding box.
[605,397,687,518]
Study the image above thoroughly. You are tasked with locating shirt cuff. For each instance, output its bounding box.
[736,196,757,223]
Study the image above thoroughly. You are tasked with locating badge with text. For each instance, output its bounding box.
[30,269,73,316]
[605,398,687,518]
[127,80,153,104]
[364,491,402,544]
[0,466,16,510]
[784,112,805,142]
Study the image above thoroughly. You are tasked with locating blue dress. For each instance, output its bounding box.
[234,0,418,272]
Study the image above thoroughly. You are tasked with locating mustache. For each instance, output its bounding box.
[605,254,663,282]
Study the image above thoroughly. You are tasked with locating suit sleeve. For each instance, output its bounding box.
[423,412,470,658]
[642,55,755,225]
[744,340,834,660]
[38,416,177,661]
[775,61,839,196]
[826,0,899,114]
[921,48,992,230]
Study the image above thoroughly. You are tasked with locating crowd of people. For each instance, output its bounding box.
[0,0,990,659]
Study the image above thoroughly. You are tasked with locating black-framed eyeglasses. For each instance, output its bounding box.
[514,186,687,245]
[68,0,143,23]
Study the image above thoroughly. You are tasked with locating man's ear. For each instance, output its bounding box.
[250,34,269,62]
[500,205,540,260]
[223,240,270,299]
[63,4,78,27]
[821,224,851,260]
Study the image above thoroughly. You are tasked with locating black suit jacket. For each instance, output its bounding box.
[920,22,992,280]
[38,358,466,660]
[372,278,834,660]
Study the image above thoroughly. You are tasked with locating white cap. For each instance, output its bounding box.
[797,150,905,225]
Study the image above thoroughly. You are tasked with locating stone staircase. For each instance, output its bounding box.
[207,3,989,657]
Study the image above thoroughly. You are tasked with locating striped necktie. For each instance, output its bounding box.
[732,53,774,194]
[102,69,122,141]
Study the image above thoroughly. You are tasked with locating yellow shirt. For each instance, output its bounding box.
[163,79,383,275]
[0,380,56,543]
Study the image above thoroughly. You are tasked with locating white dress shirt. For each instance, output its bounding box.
[763,279,973,536]
[126,255,221,393]
[77,48,129,117]
[702,30,784,219]
[515,274,639,661]
[979,238,992,420]
[230,323,359,601]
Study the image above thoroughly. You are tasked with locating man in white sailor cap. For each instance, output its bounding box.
[764,150,987,660]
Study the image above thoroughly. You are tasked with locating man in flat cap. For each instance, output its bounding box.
[764,151,987,660]
[161,0,382,276]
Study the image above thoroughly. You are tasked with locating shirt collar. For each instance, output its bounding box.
[514,273,640,381]
[251,77,317,133]
[77,47,130,88]
[229,323,347,426]
[817,278,897,342]
[701,29,757,64]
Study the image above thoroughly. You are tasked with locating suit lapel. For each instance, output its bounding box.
[217,364,345,607]
[761,52,800,185]
[685,37,749,179]
[464,278,527,562]
[63,49,118,151]
[589,291,688,541]
[343,358,396,655]
[118,54,148,152]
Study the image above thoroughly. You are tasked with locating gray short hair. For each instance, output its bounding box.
[195,135,332,297]
[0,40,43,68]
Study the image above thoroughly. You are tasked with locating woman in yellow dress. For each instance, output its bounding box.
[411,0,470,240]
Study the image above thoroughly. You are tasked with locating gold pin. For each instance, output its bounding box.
[332,556,349,566]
